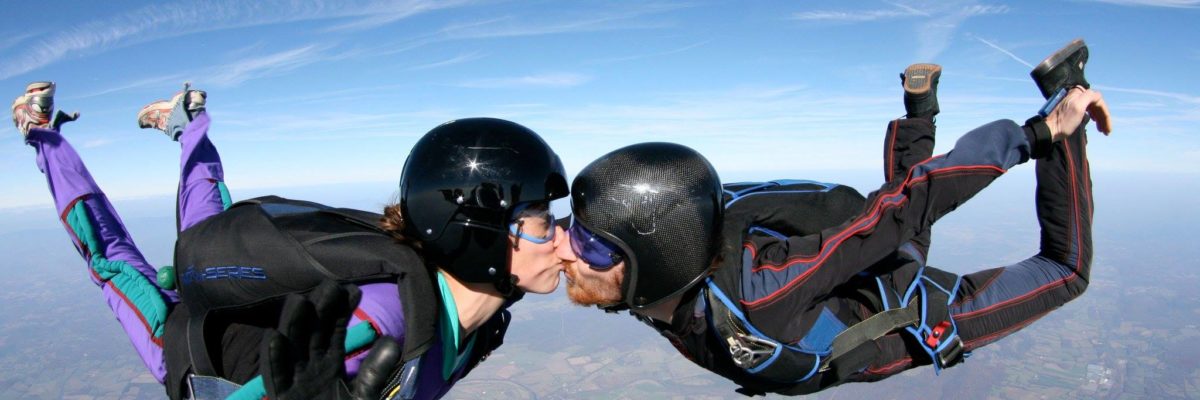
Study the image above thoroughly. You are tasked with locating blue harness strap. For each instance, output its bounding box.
[874,251,968,374]
[705,279,824,383]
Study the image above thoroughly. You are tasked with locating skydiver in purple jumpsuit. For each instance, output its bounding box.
[13,82,410,397]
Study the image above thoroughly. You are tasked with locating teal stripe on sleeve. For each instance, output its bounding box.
[216,181,232,210]
[345,321,379,355]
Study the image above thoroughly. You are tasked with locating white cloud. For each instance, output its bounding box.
[0,32,39,52]
[915,4,1009,61]
[438,3,686,39]
[790,9,920,22]
[585,40,709,65]
[0,0,472,81]
[68,73,188,100]
[961,4,1010,15]
[81,138,117,149]
[971,35,1033,68]
[789,2,1009,60]
[407,51,486,71]
[791,2,1005,22]
[204,45,333,87]
[1094,85,1200,104]
[457,73,592,89]
[1083,0,1200,7]
[323,0,476,31]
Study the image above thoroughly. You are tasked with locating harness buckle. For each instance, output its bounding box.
[925,320,951,348]
[935,335,965,368]
[727,332,778,369]
[921,320,964,369]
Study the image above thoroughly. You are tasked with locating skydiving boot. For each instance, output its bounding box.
[901,63,941,120]
[12,81,78,138]
[1031,38,1089,99]
[137,82,206,141]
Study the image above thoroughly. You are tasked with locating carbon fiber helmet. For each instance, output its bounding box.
[399,118,568,289]
[571,142,723,309]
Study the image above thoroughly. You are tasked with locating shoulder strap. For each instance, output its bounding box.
[396,264,437,362]
[186,312,217,377]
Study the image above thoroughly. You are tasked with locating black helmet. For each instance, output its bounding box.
[570,142,723,309]
[399,118,568,288]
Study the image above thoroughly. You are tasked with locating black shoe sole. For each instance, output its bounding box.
[1033,39,1085,77]
[1031,39,1089,99]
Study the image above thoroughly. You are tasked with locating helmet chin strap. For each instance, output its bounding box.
[494,275,522,298]
[599,302,630,313]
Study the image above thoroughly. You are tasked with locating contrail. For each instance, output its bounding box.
[973,35,1033,68]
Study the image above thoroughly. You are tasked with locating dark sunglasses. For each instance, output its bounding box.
[568,221,625,270]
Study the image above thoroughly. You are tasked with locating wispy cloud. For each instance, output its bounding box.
[458,73,592,89]
[0,32,40,52]
[915,3,1009,60]
[885,1,933,17]
[790,8,921,22]
[68,73,187,100]
[407,51,486,71]
[790,2,1004,22]
[971,34,1033,68]
[1082,0,1200,7]
[215,108,457,141]
[438,3,686,39]
[585,40,709,65]
[85,43,347,93]
[0,0,472,81]
[323,0,477,32]
[205,45,333,86]
[279,3,689,74]
[789,2,1009,60]
[1094,84,1200,104]
[81,138,117,149]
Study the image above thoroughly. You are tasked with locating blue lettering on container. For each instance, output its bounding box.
[181,265,268,285]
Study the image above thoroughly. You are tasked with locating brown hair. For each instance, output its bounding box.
[380,202,422,250]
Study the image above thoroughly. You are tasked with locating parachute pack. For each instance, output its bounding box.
[163,196,462,399]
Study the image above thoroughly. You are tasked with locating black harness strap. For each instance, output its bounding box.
[821,297,920,377]
[187,312,217,377]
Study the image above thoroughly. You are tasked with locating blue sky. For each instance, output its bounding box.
[1,0,1197,210]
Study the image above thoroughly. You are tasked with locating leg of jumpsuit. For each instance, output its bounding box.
[175,112,230,232]
[884,117,936,253]
[24,127,176,383]
[856,123,1094,378]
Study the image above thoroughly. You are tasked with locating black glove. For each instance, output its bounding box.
[350,336,404,399]
[261,280,361,400]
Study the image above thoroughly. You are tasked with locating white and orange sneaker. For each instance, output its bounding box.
[137,83,206,140]
[12,81,56,137]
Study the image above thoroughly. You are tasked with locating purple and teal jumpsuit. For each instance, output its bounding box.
[24,113,482,399]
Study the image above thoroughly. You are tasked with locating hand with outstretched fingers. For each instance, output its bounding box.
[1046,86,1113,141]
[261,280,361,400]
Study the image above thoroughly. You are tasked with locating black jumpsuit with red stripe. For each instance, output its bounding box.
[655,116,1095,395]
